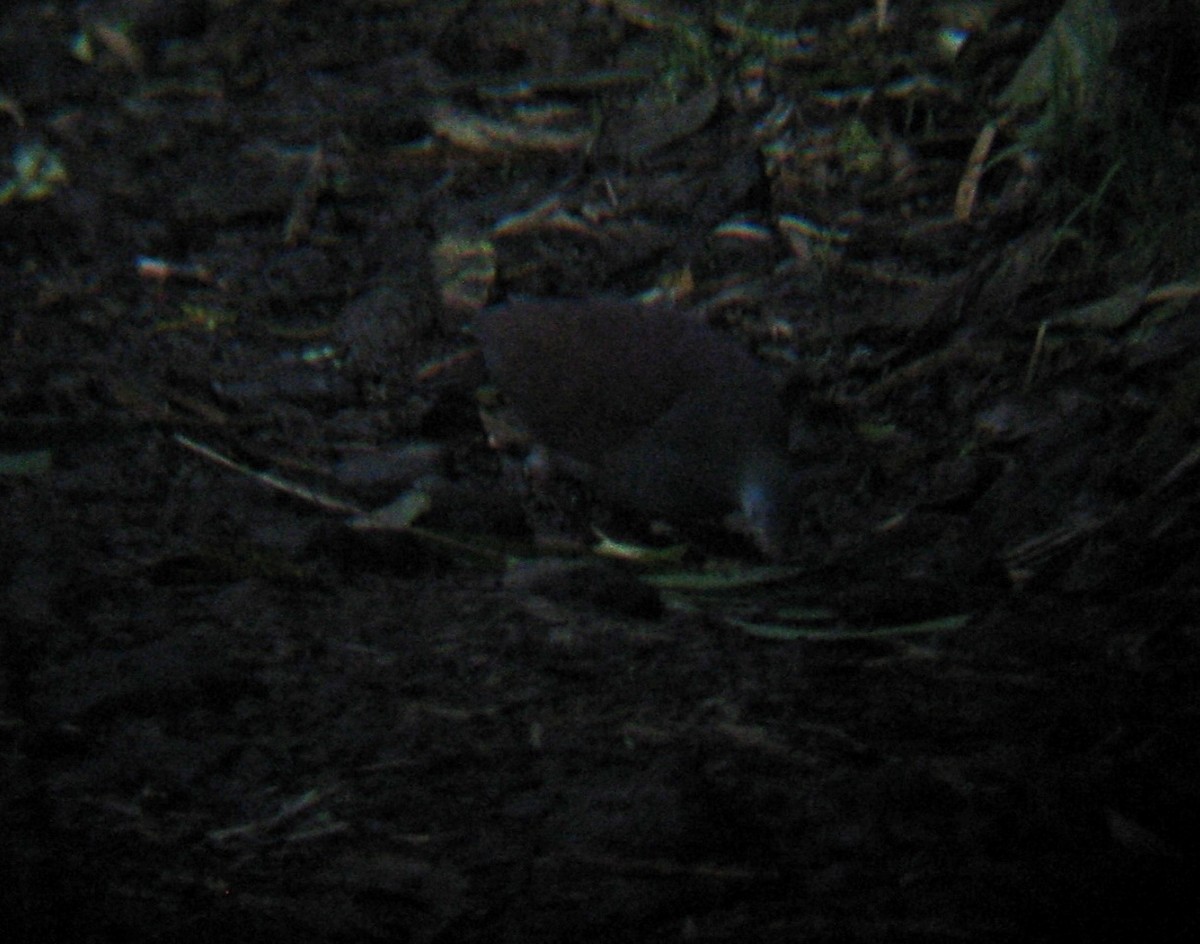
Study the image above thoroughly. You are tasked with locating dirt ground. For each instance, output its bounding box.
[3,1,1200,941]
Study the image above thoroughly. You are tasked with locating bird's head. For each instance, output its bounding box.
[731,449,798,560]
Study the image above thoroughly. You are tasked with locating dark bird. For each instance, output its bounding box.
[476,298,796,556]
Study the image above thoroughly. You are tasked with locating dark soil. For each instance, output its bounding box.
[3,1,1199,941]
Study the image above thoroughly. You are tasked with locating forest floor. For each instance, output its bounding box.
[3,1,1199,941]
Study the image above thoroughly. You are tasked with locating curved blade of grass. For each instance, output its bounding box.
[643,564,804,592]
[592,532,689,565]
[731,612,971,641]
